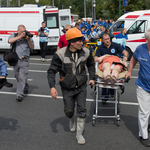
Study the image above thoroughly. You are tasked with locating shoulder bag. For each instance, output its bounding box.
[3,41,18,66]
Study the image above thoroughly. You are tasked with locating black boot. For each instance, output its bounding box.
[148,124,150,133]
[140,137,150,147]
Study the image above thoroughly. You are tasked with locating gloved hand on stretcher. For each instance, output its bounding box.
[95,55,128,84]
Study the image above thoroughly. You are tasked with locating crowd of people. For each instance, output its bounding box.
[71,18,115,42]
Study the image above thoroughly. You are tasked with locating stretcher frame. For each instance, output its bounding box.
[92,63,127,127]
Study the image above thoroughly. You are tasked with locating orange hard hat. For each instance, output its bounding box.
[66,28,83,41]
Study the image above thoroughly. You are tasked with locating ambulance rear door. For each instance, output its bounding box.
[0,12,6,49]
[59,9,71,35]
[126,17,148,53]
[44,8,59,48]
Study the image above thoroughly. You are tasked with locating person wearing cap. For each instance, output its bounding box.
[47,28,95,145]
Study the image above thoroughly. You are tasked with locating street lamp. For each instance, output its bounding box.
[119,0,121,17]
[93,3,96,20]
[84,0,86,18]
[92,0,94,18]
[7,0,9,6]
[52,0,54,6]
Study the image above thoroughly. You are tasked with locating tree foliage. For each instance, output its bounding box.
[1,0,150,20]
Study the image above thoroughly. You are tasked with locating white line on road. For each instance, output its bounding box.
[7,68,47,73]
[30,63,50,66]
[28,70,46,73]
[7,78,33,81]
[0,91,139,106]
[30,58,52,61]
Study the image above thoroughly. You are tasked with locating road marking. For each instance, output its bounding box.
[28,70,46,73]
[30,58,52,61]
[7,78,33,81]
[0,91,139,106]
[131,76,138,79]
[30,63,50,66]
[7,68,47,73]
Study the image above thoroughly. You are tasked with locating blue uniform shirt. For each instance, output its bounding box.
[133,43,150,92]
[115,33,128,40]
[95,42,123,57]
[0,57,7,77]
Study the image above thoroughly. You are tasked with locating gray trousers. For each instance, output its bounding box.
[13,59,29,97]
[137,86,150,139]
[61,85,87,119]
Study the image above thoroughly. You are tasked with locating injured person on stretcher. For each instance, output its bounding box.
[95,55,128,84]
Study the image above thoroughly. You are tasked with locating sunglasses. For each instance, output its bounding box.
[65,29,68,31]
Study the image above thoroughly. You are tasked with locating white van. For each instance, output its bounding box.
[110,10,146,36]
[125,10,150,60]
[0,5,72,53]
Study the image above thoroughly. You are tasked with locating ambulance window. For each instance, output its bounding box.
[127,20,147,34]
[45,13,59,29]
[110,21,124,32]
[60,16,70,27]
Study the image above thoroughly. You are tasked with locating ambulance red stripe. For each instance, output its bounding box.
[0,30,38,35]
[0,11,39,13]
[113,32,120,35]
[125,15,140,19]
[127,39,146,42]
[45,10,58,13]
[143,13,150,16]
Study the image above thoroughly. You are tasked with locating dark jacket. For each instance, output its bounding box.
[47,46,95,89]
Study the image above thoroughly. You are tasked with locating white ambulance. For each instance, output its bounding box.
[0,4,72,53]
[110,10,146,36]
[125,9,150,60]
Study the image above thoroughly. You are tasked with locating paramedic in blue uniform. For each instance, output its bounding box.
[125,29,150,147]
[115,28,128,50]
[95,33,127,101]
[38,21,49,62]
[95,33,127,62]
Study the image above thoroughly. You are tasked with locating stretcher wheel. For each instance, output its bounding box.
[116,118,120,127]
[92,119,96,126]
[116,121,120,127]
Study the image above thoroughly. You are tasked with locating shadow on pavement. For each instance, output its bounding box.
[50,116,69,133]
[121,114,139,139]
[0,117,20,131]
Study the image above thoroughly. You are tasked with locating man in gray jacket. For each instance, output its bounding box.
[47,28,95,145]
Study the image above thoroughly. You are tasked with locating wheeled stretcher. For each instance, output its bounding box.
[92,62,129,126]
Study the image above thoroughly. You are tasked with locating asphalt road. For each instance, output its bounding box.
[0,52,149,150]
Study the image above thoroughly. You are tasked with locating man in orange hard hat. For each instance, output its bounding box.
[47,28,95,145]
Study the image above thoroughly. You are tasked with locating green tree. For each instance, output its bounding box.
[2,0,150,20]
[102,0,146,20]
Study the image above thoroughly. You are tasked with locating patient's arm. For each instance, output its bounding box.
[120,60,128,67]
[95,54,110,63]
